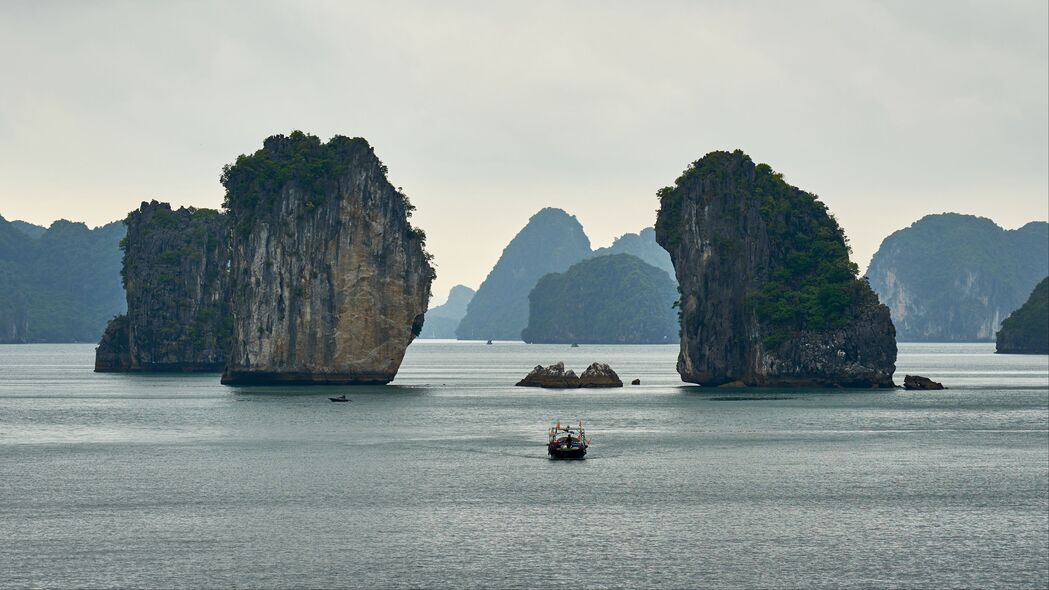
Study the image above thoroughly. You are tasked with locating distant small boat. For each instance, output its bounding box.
[329,395,350,403]
[570,343,579,348]
[547,421,589,459]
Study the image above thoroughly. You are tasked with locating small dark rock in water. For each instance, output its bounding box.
[515,362,622,388]
[904,375,946,390]
[631,378,641,385]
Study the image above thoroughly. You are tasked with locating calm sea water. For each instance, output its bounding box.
[1,342,1046,589]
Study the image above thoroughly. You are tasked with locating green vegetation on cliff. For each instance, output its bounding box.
[654,149,895,387]
[996,277,1049,354]
[221,131,426,244]
[867,214,1048,341]
[221,132,434,384]
[522,254,678,344]
[97,201,230,372]
[657,150,860,344]
[0,214,125,343]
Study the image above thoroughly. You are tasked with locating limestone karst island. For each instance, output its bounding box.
[220,134,433,385]
[98,132,434,384]
[655,150,897,387]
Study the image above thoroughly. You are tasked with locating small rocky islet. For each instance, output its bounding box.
[903,375,946,390]
[515,362,624,388]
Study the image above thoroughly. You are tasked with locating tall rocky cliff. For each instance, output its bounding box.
[995,277,1049,354]
[419,285,475,338]
[522,253,678,344]
[221,132,433,385]
[456,207,591,341]
[655,150,896,387]
[95,201,230,372]
[867,214,1049,341]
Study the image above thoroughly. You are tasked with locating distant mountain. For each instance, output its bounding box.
[0,214,126,343]
[996,277,1048,354]
[591,227,675,280]
[867,213,1049,341]
[456,208,591,340]
[10,220,46,238]
[419,284,475,338]
[522,254,678,344]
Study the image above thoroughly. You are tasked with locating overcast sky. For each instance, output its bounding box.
[1,1,1046,303]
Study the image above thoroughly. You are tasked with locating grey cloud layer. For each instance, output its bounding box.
[1,0,1046,300]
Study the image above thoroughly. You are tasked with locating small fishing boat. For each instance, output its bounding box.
[547,421,589,459]
[329,395,350,403]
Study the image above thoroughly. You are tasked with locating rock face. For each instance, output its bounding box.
[456,208,591,341]
[0,214,125,343]
[515,361,623,388]
[996,277,1049,354]
[867,214,1048,341]
[655,150,896,388]
[521,254,678,344]
[94,315,130,372]
[220,132,434,385]
[579,362,623,387]
[516,362,580,388]
[904,375,946,390]
[94,201,230,372]
[419,284,475,338]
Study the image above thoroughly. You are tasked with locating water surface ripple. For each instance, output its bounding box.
[1,342,1046,588]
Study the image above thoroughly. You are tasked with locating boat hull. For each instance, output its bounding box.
[548,446,587,459]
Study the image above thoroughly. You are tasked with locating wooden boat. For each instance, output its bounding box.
[547,421,589,459]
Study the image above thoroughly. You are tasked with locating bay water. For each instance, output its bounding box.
[1,342,1046,588]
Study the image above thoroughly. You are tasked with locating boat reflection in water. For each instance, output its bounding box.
[547,421,589,459]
